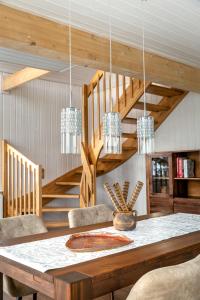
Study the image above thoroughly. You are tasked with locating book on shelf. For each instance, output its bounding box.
[176,157,194,178]
[183,159,194,178]
[177,157,184,178]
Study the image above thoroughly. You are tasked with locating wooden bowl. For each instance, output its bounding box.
[66,232,133,252]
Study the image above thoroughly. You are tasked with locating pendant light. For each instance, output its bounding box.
[61,0,81,154]
[103,3,122,154]
[137,0,154,154]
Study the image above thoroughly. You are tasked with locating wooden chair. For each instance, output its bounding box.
[68,204,113,228]
[126,254,200,300]
[0,214,48,300]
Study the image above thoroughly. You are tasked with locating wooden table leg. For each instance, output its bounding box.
[0,272,3,300]
[54,272,92,300]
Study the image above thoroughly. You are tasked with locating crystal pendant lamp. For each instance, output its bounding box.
[103,7,122,154]
[61,0,81,154]
[137,1,154,154]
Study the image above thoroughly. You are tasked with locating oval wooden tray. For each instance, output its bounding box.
[66,232,133,252]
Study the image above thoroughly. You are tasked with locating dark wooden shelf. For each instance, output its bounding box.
[153,177,169,179]
[174,177,200,180]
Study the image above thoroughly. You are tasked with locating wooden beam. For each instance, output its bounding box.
[0,4,200,92]
[2,67,49,91]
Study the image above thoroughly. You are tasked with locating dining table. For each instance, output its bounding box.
[0,212,200,300]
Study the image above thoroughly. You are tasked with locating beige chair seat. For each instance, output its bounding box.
[126,254,200,300]
[0,214,47,298]
[68,204,113,228]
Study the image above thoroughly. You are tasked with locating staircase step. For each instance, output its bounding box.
[122,117,137,125]
[75,169,83,174]
[56,181,80,186]
[42,207,75,212]
[42,194,80,199]
[100,158,122,163]
[96,170,105,175]
[122,132,137,139]
[122,146,137,151]
[146,84,183,97]
[45,220,69,228]
[134,102,169,112]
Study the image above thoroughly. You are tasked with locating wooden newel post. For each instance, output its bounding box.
[0,272,3,300]
[1,140,8,217]
[36,165,42,216]
[55,272,92,300]
[82,84,88,149]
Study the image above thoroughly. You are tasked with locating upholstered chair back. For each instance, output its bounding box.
[126,254,200,300]
[1,214,47,299]
[0,214,47,240]
[68,204,113,228]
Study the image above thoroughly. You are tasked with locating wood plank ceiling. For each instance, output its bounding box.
[1,0,200,68]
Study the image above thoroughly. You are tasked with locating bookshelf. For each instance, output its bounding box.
[146,150,200,214]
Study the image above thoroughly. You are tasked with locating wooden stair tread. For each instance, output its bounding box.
[122,146,137,151]
[122,117,137,124]
[122,132,137,139]
[134,102,169,112]
[56,181,80,186]
[42,207,75,212]
[100,158,122,163]
[75,170,83,174]
[96,170,105,174]
[45,220,69,228]
[42,194,80,199]
[146,84,183,97]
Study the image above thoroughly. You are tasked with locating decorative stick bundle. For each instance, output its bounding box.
[104,182,123,212]
[104,180,144,212]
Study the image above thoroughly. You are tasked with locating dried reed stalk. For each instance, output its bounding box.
[113,183,129,212]
[122,181,130,202]
[127,181,144,211]
[104,182,122,212]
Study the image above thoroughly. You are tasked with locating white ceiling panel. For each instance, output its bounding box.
[1,0,200,67]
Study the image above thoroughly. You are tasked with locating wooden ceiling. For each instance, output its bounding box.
[1,0,200,68]
[0,4,200,93]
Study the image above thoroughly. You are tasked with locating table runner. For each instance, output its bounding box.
[0,213,200,273]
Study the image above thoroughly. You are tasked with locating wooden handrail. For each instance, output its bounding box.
[1,140,43,217]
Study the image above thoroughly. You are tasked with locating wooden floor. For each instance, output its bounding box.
[3,286,132,300]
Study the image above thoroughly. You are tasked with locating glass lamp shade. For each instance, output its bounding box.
[137,115,154,154]
[103,112,122,154]
[61,107,81,154]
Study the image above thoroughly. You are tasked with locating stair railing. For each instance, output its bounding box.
[1,140,42,217]
[80,70,146,207]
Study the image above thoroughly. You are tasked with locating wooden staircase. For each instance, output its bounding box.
[1,70,188,229]
[41,71,188,228]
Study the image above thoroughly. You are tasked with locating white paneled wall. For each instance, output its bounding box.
[0,73,82,186]
[97,92,200,215]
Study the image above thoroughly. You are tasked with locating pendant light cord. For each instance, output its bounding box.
[68,0,72,107]
[109,0,113,112]
[142,0,147,116]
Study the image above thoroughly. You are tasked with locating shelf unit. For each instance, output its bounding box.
[146,150,200,215]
